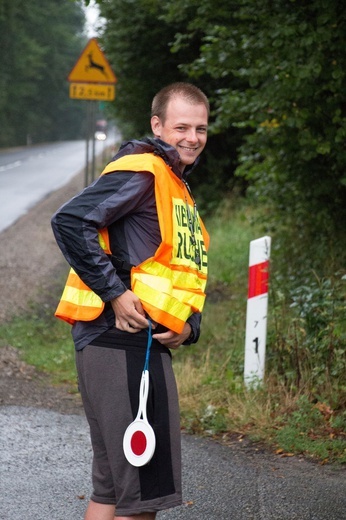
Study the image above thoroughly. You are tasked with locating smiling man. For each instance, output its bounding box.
[151,85,208,171]
[51,83,210,520]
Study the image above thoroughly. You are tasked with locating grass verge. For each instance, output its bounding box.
[0,301,77,388]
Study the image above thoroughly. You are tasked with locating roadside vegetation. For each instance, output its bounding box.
[174,198,346,465]
[1,196,345,464]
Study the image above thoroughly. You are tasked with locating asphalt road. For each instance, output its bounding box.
[1,406,345,520]
[0,136,119,233]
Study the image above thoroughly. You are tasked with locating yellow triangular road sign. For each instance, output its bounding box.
[68,38,117,84]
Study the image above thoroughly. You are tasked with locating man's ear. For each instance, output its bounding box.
[151,115,161,137]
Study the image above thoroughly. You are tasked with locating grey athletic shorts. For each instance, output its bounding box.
[75,337,182,516]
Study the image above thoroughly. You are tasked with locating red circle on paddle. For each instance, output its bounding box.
[131,430,147,455]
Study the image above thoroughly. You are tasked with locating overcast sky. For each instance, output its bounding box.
[83,0,102,37]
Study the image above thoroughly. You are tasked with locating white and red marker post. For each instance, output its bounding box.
[244,236,271,387]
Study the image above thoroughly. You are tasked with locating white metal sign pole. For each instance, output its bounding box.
[244,236,271,387]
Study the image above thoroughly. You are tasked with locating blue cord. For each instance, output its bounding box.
[143,319,152,372]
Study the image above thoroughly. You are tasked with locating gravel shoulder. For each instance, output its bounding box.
[0,170,85,415]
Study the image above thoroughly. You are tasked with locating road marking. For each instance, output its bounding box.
[0,160,22,172]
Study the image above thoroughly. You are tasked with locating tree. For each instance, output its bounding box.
[0,0,86,147]
[164,0,346,269]
[93,0,346,232]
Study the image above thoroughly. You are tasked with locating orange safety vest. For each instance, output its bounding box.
[55,153,209,333]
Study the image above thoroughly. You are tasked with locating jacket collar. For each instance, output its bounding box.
[114,137,199,179]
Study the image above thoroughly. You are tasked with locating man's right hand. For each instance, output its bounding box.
[110,290,150,333]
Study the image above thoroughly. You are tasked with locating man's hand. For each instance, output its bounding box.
[111,290,149,333]
[153,322,192,350]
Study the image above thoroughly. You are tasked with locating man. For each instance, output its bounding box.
[51,82,209,520]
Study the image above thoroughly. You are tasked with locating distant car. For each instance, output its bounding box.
[95,131,107,141]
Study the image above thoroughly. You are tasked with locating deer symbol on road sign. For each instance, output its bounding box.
[85,52,109,78]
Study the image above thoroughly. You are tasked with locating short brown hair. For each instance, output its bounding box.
[151,82,210,123]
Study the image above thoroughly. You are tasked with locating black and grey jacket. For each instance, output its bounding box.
[51,137,202,350]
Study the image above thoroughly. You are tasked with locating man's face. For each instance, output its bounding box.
[151,95,208,172]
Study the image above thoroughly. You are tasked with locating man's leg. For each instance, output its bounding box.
[117,514,156,520]
[84,500,115,520]
[84,501,156,520]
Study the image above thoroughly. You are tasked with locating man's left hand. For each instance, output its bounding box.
[152,322,191,350]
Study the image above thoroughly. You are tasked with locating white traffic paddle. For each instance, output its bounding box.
[123,321,156,467]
